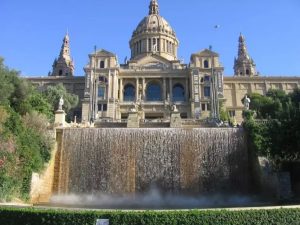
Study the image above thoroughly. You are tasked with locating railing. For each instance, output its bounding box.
[181,119,208,125]
[97,118,128,123]
[140,119,170,123]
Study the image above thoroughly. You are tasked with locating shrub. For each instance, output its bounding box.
[0,207,300,225]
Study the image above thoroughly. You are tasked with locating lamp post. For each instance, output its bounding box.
[210,47,220,122]
[210,25,221,122]
[91,45,98,122]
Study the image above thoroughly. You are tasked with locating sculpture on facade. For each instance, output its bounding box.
[130,102,138,112]
[244,95,251,110]
[58,96,64,111]
[172,104,178,112]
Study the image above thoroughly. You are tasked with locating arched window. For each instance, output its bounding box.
[172,84,185,102]
[146,82,162,101]
[246,69,250,75]
[59,70,63,76]
[124,84,135,101]
[204,60,209,68]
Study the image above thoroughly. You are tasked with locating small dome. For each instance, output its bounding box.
[132,14,176,37]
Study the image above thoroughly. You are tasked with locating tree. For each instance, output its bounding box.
[0,57,54,201]
[244,88,300,169]
[0,58,17,104]
[43,83,78,113]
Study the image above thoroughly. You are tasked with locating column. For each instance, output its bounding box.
[169,78,173,101]
[163,78,166,100]
[111,70,115,99]
[185,79,189,101]
[119,78,123,102]
[160,38,163,52]
[142,78,145,100]
[146,39,149,52]
[135,78,139,101]
[114,70,118,99]
[172,43,174,54]
[107,71,111,99]
[93,77,98,120]
[233,83,238,107]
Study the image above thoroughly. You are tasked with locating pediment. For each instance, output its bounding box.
[192,49,219,57]
[132,54,172,69]
[94,49,115,57]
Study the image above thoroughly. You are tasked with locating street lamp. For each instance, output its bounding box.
[210,47,220,122]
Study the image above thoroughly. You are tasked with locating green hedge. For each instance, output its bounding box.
[1,207,300,225]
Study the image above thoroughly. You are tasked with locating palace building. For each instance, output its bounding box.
[28,0,300,123]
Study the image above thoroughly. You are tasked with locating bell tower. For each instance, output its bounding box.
[234,33,257,77]
[51,33,75,77]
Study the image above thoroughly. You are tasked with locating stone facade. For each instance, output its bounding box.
[27,0,300,124]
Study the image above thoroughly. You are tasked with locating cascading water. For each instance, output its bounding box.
[55,128,249,197]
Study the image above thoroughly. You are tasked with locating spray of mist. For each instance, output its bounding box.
[50,188,261,209]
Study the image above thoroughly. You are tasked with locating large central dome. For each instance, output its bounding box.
[129,0,179,61]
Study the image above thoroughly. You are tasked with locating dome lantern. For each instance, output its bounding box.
[149,0,159,15]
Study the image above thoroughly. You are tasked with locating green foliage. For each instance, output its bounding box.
[219,101,229,122]
[0,58,18,104]
[1,207,300,225]
[24,91,53,120]
[244,88,300,169]
[43,83,78,113]
[1,108,52,201]
[0,58,53,202]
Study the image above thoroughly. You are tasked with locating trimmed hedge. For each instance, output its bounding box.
[1,207,300,225]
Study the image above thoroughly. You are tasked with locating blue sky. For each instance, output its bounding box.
[0,0,299,76]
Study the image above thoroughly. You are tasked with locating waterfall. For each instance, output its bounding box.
[56,128,248,195]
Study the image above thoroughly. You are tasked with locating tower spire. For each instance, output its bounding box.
[149,0,159,15]
[238,33,249,59]
[51,33,74,77]
[234,33,257,77]
[59,33,71,60]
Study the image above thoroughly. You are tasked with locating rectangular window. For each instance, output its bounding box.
[98,104,102,111]
[229,110,236,117]
[148,38,151,51]
[157,38,160,51]
[139,40,142,53]
[204,86,210,97]
[100,60,105,68]
[98,86,105,98]
[103,104,107,111]
[207,103,211,111]
[201,103,206,111]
